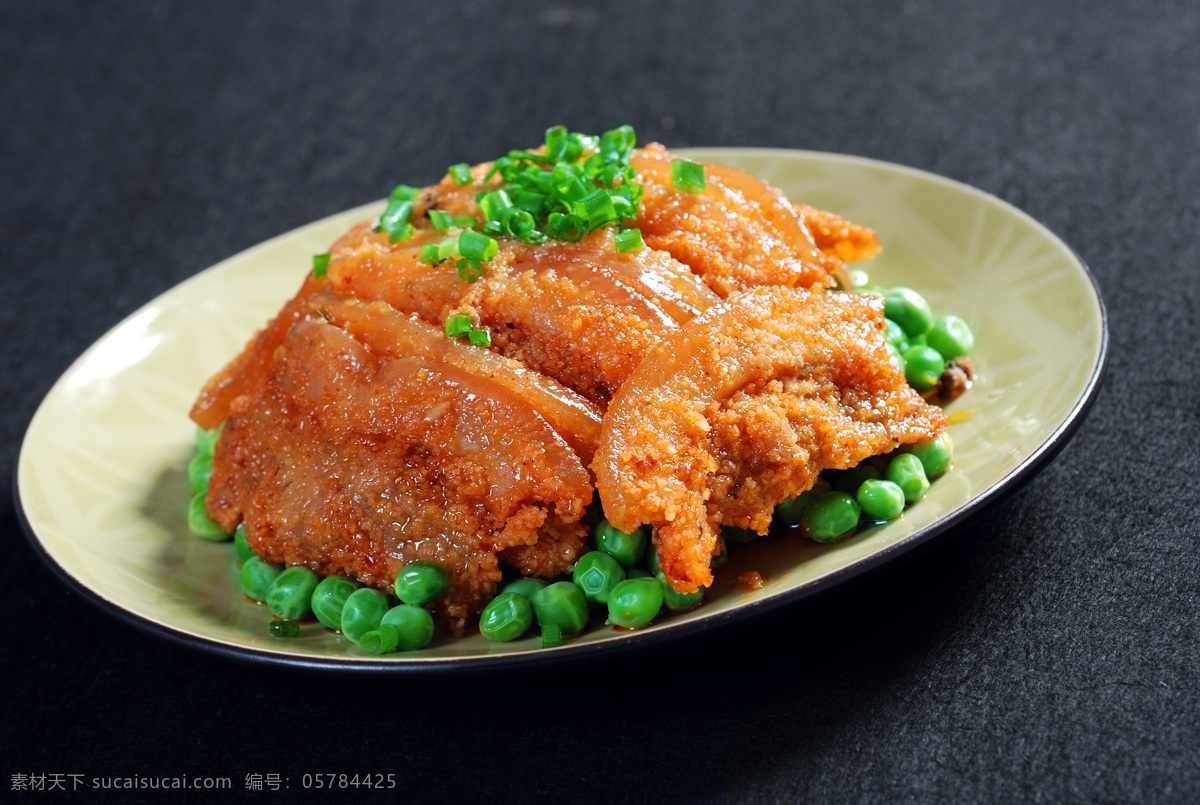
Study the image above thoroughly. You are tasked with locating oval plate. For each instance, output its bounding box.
[16,149,1107,670]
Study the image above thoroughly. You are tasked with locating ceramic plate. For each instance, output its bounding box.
[16,149,1107,670]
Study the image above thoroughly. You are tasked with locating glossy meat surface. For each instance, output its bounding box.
[206,318,593,634]
[593,287,948,594]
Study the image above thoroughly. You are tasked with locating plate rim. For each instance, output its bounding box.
[14,147,1110,672]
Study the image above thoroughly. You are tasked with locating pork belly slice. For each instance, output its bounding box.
[310,292,603,465]
[207,318,593,635]
[632,144,835,297]
[326,224,718,404]
[593,287,948,595]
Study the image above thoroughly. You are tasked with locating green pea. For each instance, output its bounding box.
[775,477,833,525]
[884,287,934,338]
[531,581,589,637]
[848,268,871,290]
[885,342,906,373]
[902,345,945,391]
[502,578,548,599]
[359,623,400,655]
[310,575,361,631]
[380,604,435,651]
[479,592,534,642]
[722,525,762,544]
[239,556,282,602]
[909,432,954,478]
[188,493,229,541]
[835,464,881,494]
[266,566,319,620]
[883,317,909,350]
[606,578,664,629]
[594,520,647,568]
[801,492,861,543]
[394,560,450,606]
[926,315,974,360]
[886,453,930,502]
[233,525,256,563]
[194,424,222,458]
[573,551,626,605]
[269,619,300,639]
[626,567,653,579]
[340,588,390,644]
[658,574,704,612]
[855,479,906,520]
[187,452,212,495]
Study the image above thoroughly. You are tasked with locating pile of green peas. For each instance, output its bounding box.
[846,268,976,393]
[773,431,954,542]
[238,552,447,654]
[479,519,705,648]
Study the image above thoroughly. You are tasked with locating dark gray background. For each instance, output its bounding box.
[3,1,1196,802]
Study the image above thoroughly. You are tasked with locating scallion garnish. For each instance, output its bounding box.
[457,257,484,282]
[613,228,643,254]
[671,158,706,193]
[312,252,331,278]
[444,313,472,338]
[458,229,498,262]
[468,329,492,348]
[428,209,453,230]
[448,163,474,186]
[452,215,480,229]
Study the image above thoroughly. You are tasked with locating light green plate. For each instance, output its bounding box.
[16,149,1107,670]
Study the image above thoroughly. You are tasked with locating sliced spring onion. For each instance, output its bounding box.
[452,215,480,229]
[312,252,330,278]
[457,257,483,282]
[468,329,492,348]
[671,158,706,193]
[428,209,453,230]
[458,229,498,262]
[444,313,472,338]
[614,227,643,254]
[448,164,474,185]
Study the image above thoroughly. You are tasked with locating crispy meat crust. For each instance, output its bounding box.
[592,287,948,594]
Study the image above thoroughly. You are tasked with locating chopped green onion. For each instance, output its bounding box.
[444,313,472,338]
[614,228,643,254]
[477,190,514,223]
[457,257,483,282]
[428,209,453,230]
[448,163,474,185]
[458,229,498,262]
[390,184,420,202]
[376,196,415,242]
[312,252,330,278]
[671,158,706,193]
[387,222,414,243]
[468,329,492,348]
[420,243,443,265]
[452,215,479,229]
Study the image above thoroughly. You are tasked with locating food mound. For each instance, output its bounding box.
[192,127,950,638]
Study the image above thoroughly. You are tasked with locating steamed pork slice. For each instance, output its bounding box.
[593,287,948,594]
[207,318,593,634]
[632,144,834,297]
[311,292,604,465]
[463,231,717,403]
[326,221,717,404]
